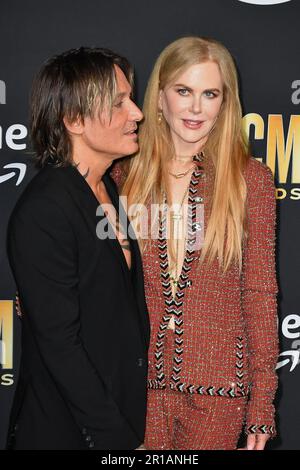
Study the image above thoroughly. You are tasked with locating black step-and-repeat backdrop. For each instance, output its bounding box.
[0,0,299,450]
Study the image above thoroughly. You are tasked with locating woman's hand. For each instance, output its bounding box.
[237,433,270,450]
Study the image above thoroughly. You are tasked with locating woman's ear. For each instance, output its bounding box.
[158,89,163,111]
[63,115,84,135]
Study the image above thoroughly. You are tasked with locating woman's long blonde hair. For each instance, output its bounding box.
[121,36,250,272]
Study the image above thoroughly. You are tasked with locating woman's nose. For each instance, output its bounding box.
[190,98,201,114]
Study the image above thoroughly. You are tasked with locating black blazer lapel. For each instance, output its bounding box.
[60,166,150,348]
[103,173,150,348]
[63,166,130,276]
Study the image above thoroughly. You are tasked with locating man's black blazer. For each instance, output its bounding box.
[6,164,150,450]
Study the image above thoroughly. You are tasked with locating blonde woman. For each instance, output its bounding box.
[114,37,279,450]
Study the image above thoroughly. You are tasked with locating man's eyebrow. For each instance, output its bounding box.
[114,90,132,99]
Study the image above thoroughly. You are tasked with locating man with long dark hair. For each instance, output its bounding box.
[6,47,149,450]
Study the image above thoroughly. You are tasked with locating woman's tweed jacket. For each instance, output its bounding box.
[112,155,279,436]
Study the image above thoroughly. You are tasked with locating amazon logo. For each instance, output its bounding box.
[0,80,5,104]
[277,314,300,372]
[276,350,300,372]
[0,81,28,149]
[0,163,26,185]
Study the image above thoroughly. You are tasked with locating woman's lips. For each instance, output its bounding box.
[182,119,204,129]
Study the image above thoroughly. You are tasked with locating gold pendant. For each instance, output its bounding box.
[169,275,178,286]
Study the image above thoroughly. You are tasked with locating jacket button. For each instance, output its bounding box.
[85,435,92,442]
[88,441,95,448]
[192,222,202,231]
[137,358,143,367]
[82,428,87,435]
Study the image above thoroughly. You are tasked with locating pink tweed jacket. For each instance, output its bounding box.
[112,155,279,437]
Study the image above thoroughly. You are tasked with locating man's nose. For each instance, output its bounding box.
[130,102,143,121]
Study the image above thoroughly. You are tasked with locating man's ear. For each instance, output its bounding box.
[63,115,84,135]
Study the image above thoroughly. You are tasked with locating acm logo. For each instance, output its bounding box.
[243,113,300,200]
[238,2,297,199]
[0,301,14,386]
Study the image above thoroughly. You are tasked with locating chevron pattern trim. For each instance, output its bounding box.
[169,381,247,397]
[235,336,245,393]
[153,153,205,388]
[148,379,248,397]
[246,424,275,435]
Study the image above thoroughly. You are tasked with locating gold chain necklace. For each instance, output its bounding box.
[168,164,196,179]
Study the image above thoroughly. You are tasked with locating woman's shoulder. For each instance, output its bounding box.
[243,156,276,215]
[244,156,274,189]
